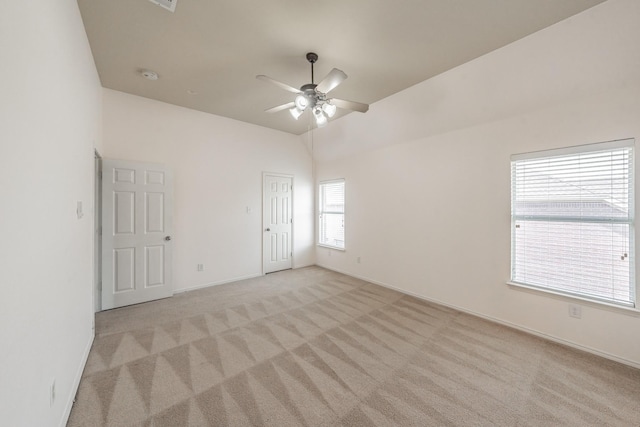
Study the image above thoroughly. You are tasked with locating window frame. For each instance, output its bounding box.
[318,179,345,250]
[509,139,636,309]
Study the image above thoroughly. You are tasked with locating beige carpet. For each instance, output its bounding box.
[68,266,640,426]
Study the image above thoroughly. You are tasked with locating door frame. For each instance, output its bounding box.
[262,172,294,275]
[94,150,102,313]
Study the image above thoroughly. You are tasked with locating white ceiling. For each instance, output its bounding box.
[77,0,605,135]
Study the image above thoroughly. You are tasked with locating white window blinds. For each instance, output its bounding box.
[319,180,345,249]
[511,139,635,307]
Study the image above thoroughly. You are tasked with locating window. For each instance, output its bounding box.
[319,179,345,249]
[510,139,635,307]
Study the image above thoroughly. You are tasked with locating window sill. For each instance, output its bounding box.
[317,244,345,252]
[507,281,640,316]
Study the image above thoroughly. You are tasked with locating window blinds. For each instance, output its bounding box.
[319,180,345,249]
[511,139,635,307]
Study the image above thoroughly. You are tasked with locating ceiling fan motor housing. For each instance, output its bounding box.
[300,83,326,109]
[301,83,317,92]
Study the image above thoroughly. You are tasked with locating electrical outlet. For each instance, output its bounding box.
[197,264,204,271]
[50,379,56,406]
[357,256,361,264]
[568,304,582,319]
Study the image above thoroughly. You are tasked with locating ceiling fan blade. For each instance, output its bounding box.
[316,68,347,94]
[331,98,369,113]
[265,102,296,113]
[256,75,301,94]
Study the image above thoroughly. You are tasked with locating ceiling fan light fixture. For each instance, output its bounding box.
[294,94,308,111]
[322,102,337,118]
[289,107,303,120]
[314,107,327,126]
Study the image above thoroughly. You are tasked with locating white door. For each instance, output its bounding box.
[263,174,293,274]
[102,159,173,310]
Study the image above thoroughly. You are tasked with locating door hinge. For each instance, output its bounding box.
[98,171,103,179]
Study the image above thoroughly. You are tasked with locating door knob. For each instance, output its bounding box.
[165,236,172,241]
[265,228,270,232]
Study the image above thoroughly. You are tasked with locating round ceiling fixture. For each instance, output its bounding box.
[140,69,159,80]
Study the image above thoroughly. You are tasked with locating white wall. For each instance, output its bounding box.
[102,89,314,293]
[313,0,640,367]
[0,1,102,426]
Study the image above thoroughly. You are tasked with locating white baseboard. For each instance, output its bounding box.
[318,263,640,370]
[173,273,263,294]
[173,264,317,295]
[61,331,95,427]
[293,263,316,269]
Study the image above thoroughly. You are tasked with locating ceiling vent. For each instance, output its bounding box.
[148,0,176,13]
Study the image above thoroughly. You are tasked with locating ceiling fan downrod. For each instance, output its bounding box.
[306,52,318,84]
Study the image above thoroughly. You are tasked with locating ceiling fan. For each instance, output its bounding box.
[257,52,369,127]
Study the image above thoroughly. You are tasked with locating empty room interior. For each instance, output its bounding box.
[2,0,640,425]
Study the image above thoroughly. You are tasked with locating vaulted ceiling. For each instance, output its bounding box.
[78,0,605,135]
